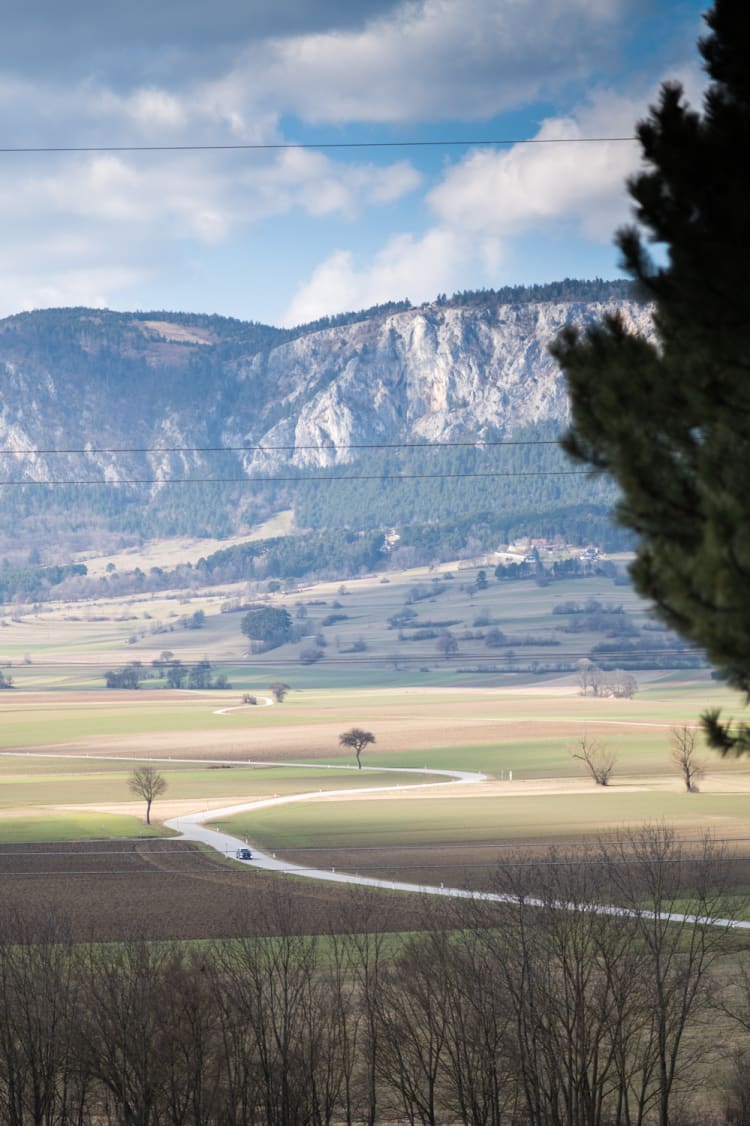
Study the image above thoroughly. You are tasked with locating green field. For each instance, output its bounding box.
[0,560,748,851]
[0,812,163,842]
[0,756,443,812]
[0,563,714,693]
[217,789,750,849]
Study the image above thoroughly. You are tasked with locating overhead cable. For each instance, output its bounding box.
[0,136,638,156]
[0,438,563,455]
[0,468,591,486]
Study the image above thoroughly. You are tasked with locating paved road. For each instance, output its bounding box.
[165,763,486,893]
[165,763,750,931]
[4,747,743,930]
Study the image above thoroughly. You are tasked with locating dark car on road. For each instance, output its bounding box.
[235,847,253,860]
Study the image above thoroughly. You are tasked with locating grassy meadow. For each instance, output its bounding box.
[0,555,747,856]
[220,788,750,851]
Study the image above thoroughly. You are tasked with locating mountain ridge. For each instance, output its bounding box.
[0,281,649,561]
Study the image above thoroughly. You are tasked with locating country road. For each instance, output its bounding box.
[164,764,750,931]
[165,763,485,891]
[2,747,744,930]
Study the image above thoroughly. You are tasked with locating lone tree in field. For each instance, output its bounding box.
[671,725,706,792]
[436,632,458,659]
[339,728,375,770]
[551,0,750,754]
[128,766,167,825]
[269,682,290,703]
[572,735,618,786]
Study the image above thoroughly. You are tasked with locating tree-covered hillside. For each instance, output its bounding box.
[0,282,642,570]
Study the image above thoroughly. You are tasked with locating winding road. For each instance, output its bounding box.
[165,762,486,893]
[2,744,745,930]
[164,764,749,931]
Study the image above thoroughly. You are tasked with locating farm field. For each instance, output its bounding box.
[2,678,749,847]
[0,560,711,692]
[0,838,425,941]
[0,558,749,936]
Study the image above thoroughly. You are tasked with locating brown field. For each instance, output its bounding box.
[0,839,426,941]
[3,683,733,764]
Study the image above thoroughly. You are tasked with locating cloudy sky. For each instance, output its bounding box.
[0,0,707,326]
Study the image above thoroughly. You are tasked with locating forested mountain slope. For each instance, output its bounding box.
[0,282,648,563]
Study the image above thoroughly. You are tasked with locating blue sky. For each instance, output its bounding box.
[0,0,708,326]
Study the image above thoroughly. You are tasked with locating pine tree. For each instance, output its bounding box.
[551,0,750,753]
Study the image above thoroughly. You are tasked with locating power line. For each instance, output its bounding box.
[1,652,703,664]
[0,469,591,486]
[0,439,563,455]
[0,136,638,156]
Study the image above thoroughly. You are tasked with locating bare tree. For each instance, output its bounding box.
[374,939,449,1126]
[671,725,705,792]
[600,826,733,1126]
[78,940,174,1125]
[475,828,734,1126]
[128,765,167,825]
[0,911,88,1126]
[579,663,637,699]
[576,658,598,696]
[606,668,638,699]
[269,681,290,703]
[572,734,618,785]
[339,728,375,770]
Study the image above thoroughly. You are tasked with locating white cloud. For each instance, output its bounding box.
[429,64,706,243]
[0,111,420,313]
[0,0,706,320]
[225,0,625,124]
[429,101,641,243]
[284,227,478,325]
[236,150,421,220]
[283,67,708,324]
[0,266,146,314]
[126,88,188,130]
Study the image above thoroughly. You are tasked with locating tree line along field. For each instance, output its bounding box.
[3,832,750,1125]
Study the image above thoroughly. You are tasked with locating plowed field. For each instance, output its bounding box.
[0,838,425,941]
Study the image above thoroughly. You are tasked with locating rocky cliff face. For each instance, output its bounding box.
[0,293,651,490]
[234,298,651,474]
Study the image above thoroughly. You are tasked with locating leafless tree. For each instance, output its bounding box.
[77,939,175,1126]
[332,886,394,1126]
[572,734,618,785]
[478,851,630,1126]
[339,728,375,770]
[577,658,598,696]
[269,681,290,703]
[599,826,733,1126]
[578,661,637,699]
[411,915,521,1126]
[469,829,735,1126]
[216,885,341,1126]
[128,765,167,825]
[606,668,638,699]
[374,939,450,1126]
[0,911,88,1126]
[671,725,705,792]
